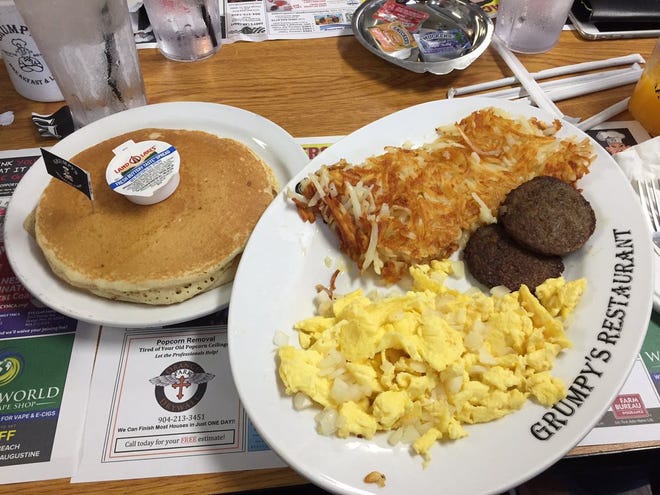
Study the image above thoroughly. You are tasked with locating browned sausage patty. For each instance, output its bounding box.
[498,176,596,256]
[463,224,564,290]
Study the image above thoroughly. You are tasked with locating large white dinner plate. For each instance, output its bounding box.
[4,102,307,328]
[228,97,654,495]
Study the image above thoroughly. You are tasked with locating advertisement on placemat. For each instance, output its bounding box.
[641,322,660,399]
[73,322,285,483]
[106,328,244,462]
[0,332,74,466]
[0,153,78,337]
[0,155,38,199]
[0,150,98,484]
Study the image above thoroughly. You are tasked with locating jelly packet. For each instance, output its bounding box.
[373,0,429,31]
[369,21,417,59]
[413,28,471,61]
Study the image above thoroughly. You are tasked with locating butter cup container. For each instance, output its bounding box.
[106,139,181,205]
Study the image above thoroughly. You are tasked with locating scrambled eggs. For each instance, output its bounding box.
[277,260,586,464]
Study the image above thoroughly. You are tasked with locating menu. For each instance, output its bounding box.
[0,123,659,484]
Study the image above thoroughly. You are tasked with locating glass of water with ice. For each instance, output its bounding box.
[494,0,574,54]
[15,0,147,129]
[142,0,222,62]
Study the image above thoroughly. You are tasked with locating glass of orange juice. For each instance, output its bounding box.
[629,37,660,137]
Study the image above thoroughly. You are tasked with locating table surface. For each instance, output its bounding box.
[0,29,658,495]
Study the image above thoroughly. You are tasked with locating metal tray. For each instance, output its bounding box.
[351,0,493,75]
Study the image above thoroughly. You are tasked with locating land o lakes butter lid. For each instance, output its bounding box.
[106,139,181,205]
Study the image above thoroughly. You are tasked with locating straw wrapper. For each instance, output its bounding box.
[516,70,641,106]
[490,36,568,120]
[456,44,644,129]
[577,98,631,131]
[448,53,645,97]
[483,65,641,101]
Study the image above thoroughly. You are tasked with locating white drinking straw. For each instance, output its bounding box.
[514,68,642,104]
[480,65,641,100]
[490,36,568,119]
[577,97,632,131]
[447,53,645,98]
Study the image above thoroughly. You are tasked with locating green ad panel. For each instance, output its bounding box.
[640,312,660,397]
[0,333,75,466]
[0,333,75,413]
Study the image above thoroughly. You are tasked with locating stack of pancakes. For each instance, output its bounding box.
[29,128,278,305]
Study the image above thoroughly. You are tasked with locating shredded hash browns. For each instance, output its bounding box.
[289,107,595,284]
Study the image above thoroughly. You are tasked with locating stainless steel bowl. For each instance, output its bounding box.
[351,0,494,75]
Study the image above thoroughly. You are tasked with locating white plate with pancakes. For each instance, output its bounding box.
[228,97,654,495]
[4,102,307,328]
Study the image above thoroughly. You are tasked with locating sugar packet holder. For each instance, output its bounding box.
[368,0,472,62]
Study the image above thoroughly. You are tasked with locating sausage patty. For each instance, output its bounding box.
[498,175,596,256]
[463,224,564,290]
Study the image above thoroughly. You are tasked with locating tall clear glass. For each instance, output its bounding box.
[15,0,147,129]
[142,0,221,62]
[495,0,574,54]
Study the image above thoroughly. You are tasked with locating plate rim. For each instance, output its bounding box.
[3,101,308,328]
[228,96,654,494]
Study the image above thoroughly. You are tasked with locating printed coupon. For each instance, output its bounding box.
[73,321,284,482]
[106,329,243,461]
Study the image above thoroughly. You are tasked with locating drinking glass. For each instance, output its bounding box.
[628,37,660,137]
[142,0,221,62]
[15,0,148,129]
[494,0,573,54]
